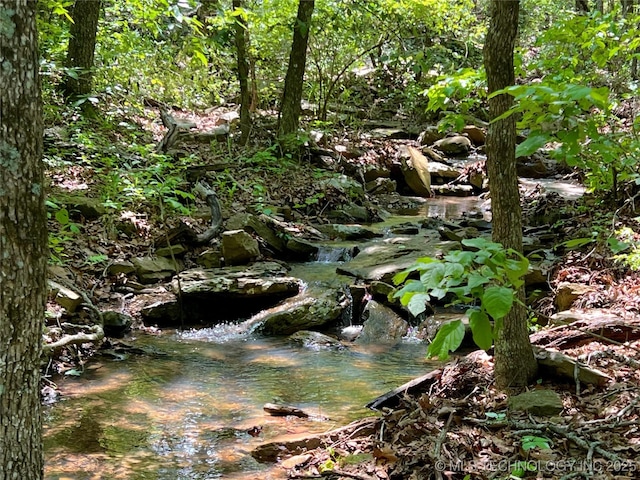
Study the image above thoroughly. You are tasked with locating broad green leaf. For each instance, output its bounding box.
[482,286,514,320]
[468,309,493,351]
[427,320,465,360]
[467,272,490,289]
[516,133,551,157]
[608,237,630,254]
[55,208,70,225]
[407,293,431,316]
[559,237,594,249]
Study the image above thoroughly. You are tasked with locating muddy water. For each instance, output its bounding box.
[44,331,439,480]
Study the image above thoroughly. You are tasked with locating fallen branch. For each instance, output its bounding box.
[43,324,104,354]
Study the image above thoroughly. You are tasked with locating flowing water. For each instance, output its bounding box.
[43,187,573,479]
[44,331,437,480]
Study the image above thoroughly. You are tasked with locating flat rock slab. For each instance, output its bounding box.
[142,262,302,326]
[508,389,564,416]
[337,235,458,283]
[172,262,300,297]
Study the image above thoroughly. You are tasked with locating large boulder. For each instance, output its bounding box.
[222,229,260,265]
[433,135,472,157]
[337,234,458,283]
[132,256,179,284]
[354,301,409,345]
[399,146,432,197]
[226,213,286,253]
[244,286,345,335]
[140,262,301,326]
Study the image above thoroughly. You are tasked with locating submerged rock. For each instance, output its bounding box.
[289,330,344,349]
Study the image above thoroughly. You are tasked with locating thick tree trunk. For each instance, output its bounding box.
[63,0,101,101]
[483,0,538,389]
[278,0,315,138]
[0,2,48,480]
[233,0,251,144]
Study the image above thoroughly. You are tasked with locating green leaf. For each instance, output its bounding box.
[426,320,465,360]
[608,237,630,254]
[467,272,490,289]
[407,293,431,316]
[468,309,493,350]
[522,435,552,451]
[55,208,70,225]
[559,237,594,249]
[516,133,551,157]
[482,286,514,320]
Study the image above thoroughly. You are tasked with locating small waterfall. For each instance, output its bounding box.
[315,245,354,263]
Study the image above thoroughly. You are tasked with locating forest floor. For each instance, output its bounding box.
[44,109,640,479]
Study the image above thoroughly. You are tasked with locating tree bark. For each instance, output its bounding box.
[483,0,538,388]
[278,0,315,138]
[0,2,48,479]
[233,0,251,144]
[63,0,102,101]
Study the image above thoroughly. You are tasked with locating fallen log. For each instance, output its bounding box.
[531,310,640,349]
[366,369,441,411]
[263,403,310,418]
[532,346,611,386]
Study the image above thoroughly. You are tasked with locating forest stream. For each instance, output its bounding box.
[42,189,581,480]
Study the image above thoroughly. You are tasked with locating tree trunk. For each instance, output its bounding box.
[233,0,251,144]
[278,0,315,138]
[0,2,48,479]
[576,0,590,12]
[483,0,538,389]
[63,0,102,101]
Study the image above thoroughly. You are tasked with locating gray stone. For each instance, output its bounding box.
[197,249,222,268]
[337,235,458,283]
[321,175,365,199]
[107,260,135,275]
[549,308,623,327]
[102,311,133,337]
[65,195,106,220]
[286,237,319,260]
[226,213,286,253]
[508,389,563,416]
[418,126,445,146]
[289,330,344,349]
[355,301,409,345]
[244,287,344,336]
[156,244,186,257]
[555,282,596,312]
[316,224,381,241]
[462,125,486,145]
[431,184,474,196]
[132,256,178,284]
[366,177,396,195]
[433,135,472,156]
[173,262,299,297]
[362,165,391,183]
[48,280,83,312]
[222,229,260,265]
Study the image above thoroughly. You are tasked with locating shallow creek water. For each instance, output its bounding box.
[44,332,439,479]
[42,190,577,479]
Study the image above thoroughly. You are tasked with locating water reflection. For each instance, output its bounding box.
[45,333,437,479]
